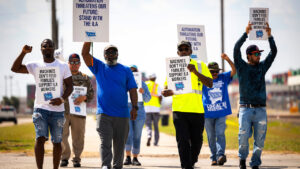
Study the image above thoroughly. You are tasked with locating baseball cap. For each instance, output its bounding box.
[68,53,80,61]
[129,64,138,70]
[246,45,264,55]
[177,40,192,49]
[208,62,222,71]
[149,73,156,79]
[104,45,118,52]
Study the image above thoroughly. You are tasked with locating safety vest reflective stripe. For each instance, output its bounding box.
[191,89,202,95]
[151,83,158,97]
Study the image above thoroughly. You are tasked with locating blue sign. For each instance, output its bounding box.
[175,82,184,91]
[75,106,81,112]
[256,30,263,38]
[85,31,96,37]
[44,92,53,101]
[191,54,197,59]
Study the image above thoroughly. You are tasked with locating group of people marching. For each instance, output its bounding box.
[11,21,277,169]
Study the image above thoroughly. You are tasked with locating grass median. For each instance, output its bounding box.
[159,114,300,153]
[0,123,35,152]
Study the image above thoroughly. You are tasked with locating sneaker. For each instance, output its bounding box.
[73,161,81,168]
[147,138,151,146]
[252,166,259,169]
[211,161,217,166]
[123,156,132,165]
[239,159,246,169]
[217,155,227,165]
[102,166,109,169]
[60,160,68,167]
[132,157,141,166]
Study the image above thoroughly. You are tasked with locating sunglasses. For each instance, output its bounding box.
[69,61,80,65]
[252,52,261,57]
[178,47,189,52]
[210,70,219,74]
[41,44,54,48]
[105,50,118,55]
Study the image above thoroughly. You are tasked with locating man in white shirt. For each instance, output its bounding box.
[11,39,73,169]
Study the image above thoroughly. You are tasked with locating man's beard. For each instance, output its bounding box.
[44,53,52,58]
[105,58,118,65]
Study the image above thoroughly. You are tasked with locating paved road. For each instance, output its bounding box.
[1,115,300,169]
[0,117,32,127]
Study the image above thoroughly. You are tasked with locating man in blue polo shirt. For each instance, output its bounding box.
[81,42,138,169]
[234,22,277,169]
[202,53,236,166]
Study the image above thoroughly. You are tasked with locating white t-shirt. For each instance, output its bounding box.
[26,59,72,112]
[144,86,162,113]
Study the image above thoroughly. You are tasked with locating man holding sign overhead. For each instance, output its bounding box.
[11,39,73,169]
[162,41,212,169]
[82,42,138,169]
[234,22,277,169]
[60,53,94,168]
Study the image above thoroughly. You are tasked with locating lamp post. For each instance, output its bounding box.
[220,0,225,72]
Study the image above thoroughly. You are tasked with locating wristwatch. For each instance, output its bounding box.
[60,97,65,103]
[132,105,139,111]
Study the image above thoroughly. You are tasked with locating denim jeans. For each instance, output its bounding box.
[32,108,65,143]
[125,118,146,154]
[145,113,160,145]
[238,107,267,167]
[205,116,226,161]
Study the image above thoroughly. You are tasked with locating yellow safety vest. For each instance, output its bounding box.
[144,81,161,107]
[170,59,212,113]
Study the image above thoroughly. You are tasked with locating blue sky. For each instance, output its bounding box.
[0,0,300,98]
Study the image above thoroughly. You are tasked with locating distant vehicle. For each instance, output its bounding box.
[0,106,18,124]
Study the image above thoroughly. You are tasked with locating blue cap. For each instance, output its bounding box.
[68,53,80,61]
[129,64,138,70]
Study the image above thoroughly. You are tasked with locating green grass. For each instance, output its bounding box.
[159,115,300,153]
[0,123,35,151]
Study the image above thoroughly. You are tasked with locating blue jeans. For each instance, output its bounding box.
[205,116,226,161]
[238,107,267,167]
[125,118,146,154]
[32,108,65,143]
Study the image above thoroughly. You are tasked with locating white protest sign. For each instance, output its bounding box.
[128,72,143,102]
[166,56,192,95]
[69,86,87,116]
[73,0,109,42]
[177,24,207,63]
[249,8,269,40]
[36,67,61,104]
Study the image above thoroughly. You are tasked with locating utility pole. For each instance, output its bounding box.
[9,75,13,97]
[51,0,59,49]
[4,75,7,97]
[220,0,225,72]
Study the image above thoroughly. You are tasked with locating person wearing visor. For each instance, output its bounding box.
[202,53,236,166]
[234,22,277,169]
[162,41,213,169]
[81,42,138,169]
[124,65,151,166]
[60,53,94,168]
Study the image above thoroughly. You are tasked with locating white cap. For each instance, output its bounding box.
[149,73,156,79]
